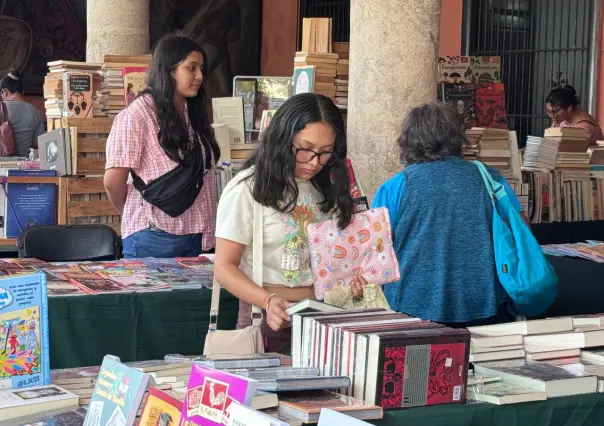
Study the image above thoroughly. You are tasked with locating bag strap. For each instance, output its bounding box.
[209,196,264,330]
[472,160,508,205]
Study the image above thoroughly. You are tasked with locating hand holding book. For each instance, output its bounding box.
[266,294,292,331]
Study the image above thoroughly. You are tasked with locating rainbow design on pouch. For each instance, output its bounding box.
[357,229,371,243]
[333,245,347,259]
[306,206,400,300]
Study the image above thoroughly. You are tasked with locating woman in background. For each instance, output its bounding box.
[373,103,528,328]
[214,93,363,353]
[546,86,603,146]
[104,34,220,258]
[0,70,45,157]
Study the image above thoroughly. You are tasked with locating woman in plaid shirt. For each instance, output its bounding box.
[104,34,221,258]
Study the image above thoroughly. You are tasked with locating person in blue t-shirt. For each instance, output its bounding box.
[373,102,529,328]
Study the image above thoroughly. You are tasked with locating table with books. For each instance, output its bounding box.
[7,304,604,426]
[0,256,239,369]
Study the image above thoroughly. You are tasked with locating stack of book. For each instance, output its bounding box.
[43,61,103,118]
[99,54,151,115]
[475,128,511,170]
[468,332,525,363]
[589,143,604,219]
[291,308,470,409]
[294,52,338,100]
[335,59,349,108]
[300,17,333,53]
[522,136,560,170]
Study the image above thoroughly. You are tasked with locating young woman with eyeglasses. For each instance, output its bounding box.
[546,86,603,146]
[214,93,362,353]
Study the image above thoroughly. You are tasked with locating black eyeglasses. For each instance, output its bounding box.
[294,147,338,165]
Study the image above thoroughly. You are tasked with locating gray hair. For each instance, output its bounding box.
[397,103,466,165]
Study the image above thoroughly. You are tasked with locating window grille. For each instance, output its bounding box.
[464,0,600,146]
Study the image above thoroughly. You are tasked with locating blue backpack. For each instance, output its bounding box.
[473,161,558,316]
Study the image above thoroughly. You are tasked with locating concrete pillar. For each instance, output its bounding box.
[86,0,150,63]
[347,0,442,200]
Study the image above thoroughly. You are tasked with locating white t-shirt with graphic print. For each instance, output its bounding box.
[215,167,329,288]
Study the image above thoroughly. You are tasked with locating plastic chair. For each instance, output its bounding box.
[18,225,121,262]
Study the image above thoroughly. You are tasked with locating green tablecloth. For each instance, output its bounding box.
[372,393,604,426]
[48,288,238,369]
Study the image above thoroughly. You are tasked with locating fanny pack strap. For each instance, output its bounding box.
[210,196,263,330]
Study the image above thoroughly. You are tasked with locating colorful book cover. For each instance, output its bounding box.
[179,363,257,426]
[122,67,148,107]
[139,387,183,426]
[83,355,150,426]
[293,66,316,96]
[0,273,49,390]
[63,72,94,118]
[438,56,501,84]
[437,83,477,129]
[475,83,508,129]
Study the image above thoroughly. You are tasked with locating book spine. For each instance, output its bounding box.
[40,273,51,386]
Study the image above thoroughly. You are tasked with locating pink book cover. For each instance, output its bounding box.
[122,67,148,106]
[307,207,400,300]
[179,364,257,426]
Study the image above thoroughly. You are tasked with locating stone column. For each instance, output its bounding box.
[347,0,441,200]
[86,0,150,63]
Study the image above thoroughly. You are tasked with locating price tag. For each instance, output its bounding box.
[227,402,271,426]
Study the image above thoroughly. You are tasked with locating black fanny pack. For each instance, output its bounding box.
[131,144,210,218]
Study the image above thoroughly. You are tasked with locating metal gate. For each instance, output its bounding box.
[298,0,351,45]
[463,0,600,146]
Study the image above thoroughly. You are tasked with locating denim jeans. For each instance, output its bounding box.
[122,227,204,258]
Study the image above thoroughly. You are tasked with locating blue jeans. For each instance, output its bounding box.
[122,227,203,258]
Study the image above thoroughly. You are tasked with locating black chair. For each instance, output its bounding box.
[18,225,121,262]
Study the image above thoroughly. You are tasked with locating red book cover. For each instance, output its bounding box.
[475,83,508,129]
[372,328,470,409]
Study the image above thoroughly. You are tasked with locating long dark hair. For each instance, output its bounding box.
[0,70,23,94]
[144,34,219,166]
[244,93,353,229]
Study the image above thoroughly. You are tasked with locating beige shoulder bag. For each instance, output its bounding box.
[203,200,265,356]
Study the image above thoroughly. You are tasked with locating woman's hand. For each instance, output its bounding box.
[351,275,368,300]
[266,295,291,331]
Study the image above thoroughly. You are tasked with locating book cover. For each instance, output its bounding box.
[293,66,316,95]
[233,79,257,133]
[0,385,79,421]
[122,67,148,107]
[38,128,70,176]
[0,273,50,390]
[367,328,470,408]
[4,170,57,238]
[63,72,94,118]
[438,56,501,84]
[6,406,87,426]
[179,363,257,426]
[139,387,183,426]
[475,83,508,129]
[83,355,150,426]
[437,83,477,129]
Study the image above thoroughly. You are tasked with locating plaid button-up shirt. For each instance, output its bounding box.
[105,95,217,250]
